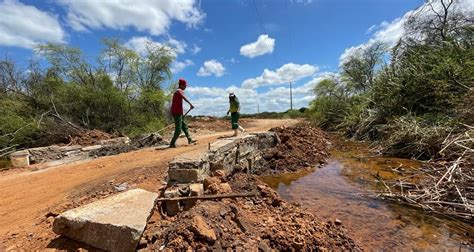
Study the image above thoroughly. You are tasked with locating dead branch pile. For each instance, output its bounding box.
[378,127,473,222]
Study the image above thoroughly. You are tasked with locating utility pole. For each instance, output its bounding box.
[257,90,260,114]
[289,82,293,110]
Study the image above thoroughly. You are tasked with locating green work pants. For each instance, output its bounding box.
[231,112,240,130]
[170,115,191,146]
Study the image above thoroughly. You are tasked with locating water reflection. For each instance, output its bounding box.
[260,138,473,250]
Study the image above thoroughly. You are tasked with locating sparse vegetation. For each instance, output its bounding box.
[308,0,473,160]
[240,109,307,119]
[0,39,174,150]
[307,0,473,222]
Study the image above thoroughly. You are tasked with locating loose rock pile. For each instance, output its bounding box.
[146,173,360,251]
[259,122,332,174]
[144,124,359,250]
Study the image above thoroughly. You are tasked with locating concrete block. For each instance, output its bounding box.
[209,139,237,153]
[10,150,30,167]
[168,154,208,170]
[222,148,238,172]
[238,140,258,157]
[189,183,204,196]
[163,187,184,214]
[64,150,82,157]
[59,145,82,152]
[168,169,200,183]
[28,146,62,163]
[209,161,224,172]
[53,189,158,252]
[81,145,103,152]
[98,137,130,145]
[183,183,203,211]
[235,159,250,172]
[164,187,180,198]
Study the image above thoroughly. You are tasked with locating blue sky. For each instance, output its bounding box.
[0,0,442,115]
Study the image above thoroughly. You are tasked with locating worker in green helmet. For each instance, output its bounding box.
[226,92,245,136]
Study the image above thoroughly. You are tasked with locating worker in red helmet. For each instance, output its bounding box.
[169,78,196,148]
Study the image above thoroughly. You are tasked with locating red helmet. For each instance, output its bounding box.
[178,78,187,87]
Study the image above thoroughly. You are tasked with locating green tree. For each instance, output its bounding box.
[341,42,386,93]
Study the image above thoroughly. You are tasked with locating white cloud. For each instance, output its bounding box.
[57,0,205,35]
[366,24,377,34]
[373,17,407,45]
[0,0,65,49]
[297,72,339,94]
[125,36,188,58]
[172,59,194,74]
[340,0,474,65]
[185,78,332,116]
[167,37,187,54]
[339,11,409,65]
[191,44,201,54]
[125,36,173,57]
[241,63,318,89]
[186,85,258,115]
[197,59,226,77]
[183,72,338,116]
[240,34,275,58]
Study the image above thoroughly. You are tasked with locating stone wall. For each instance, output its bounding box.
[9,137,130,167]
[167,132,279,183]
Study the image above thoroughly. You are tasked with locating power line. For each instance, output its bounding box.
[251,0,267,35]
[250,0,295,111]
[285,0,294,110]
[250,0,279,68]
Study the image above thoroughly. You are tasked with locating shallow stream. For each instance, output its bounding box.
[260,137,473,250]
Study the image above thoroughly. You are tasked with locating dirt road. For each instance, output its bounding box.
[0,119,297,250]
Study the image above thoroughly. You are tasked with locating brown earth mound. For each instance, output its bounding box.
[144,173,360,251]
[68,129,113,146]
[258,122,331,175]
[188,117,253,133]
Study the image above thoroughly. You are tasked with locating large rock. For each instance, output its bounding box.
[168,168,202,183]
[168,152,209,183]
[53,189,158,252]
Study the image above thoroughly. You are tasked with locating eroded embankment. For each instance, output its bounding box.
[142,123,360,251]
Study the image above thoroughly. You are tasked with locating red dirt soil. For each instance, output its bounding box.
[145,173,360,251]
[259,122,332,174]
[0,119,297,251]
[67,129,114,146]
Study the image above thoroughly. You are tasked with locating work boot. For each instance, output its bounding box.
[188,138,197,144]
[233,129,239,137]
[169,144,177,148]
[238,126,246,134]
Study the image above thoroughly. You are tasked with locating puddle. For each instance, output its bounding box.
[260,137,473,250]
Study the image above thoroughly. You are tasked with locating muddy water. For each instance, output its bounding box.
[261,138,473,251]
